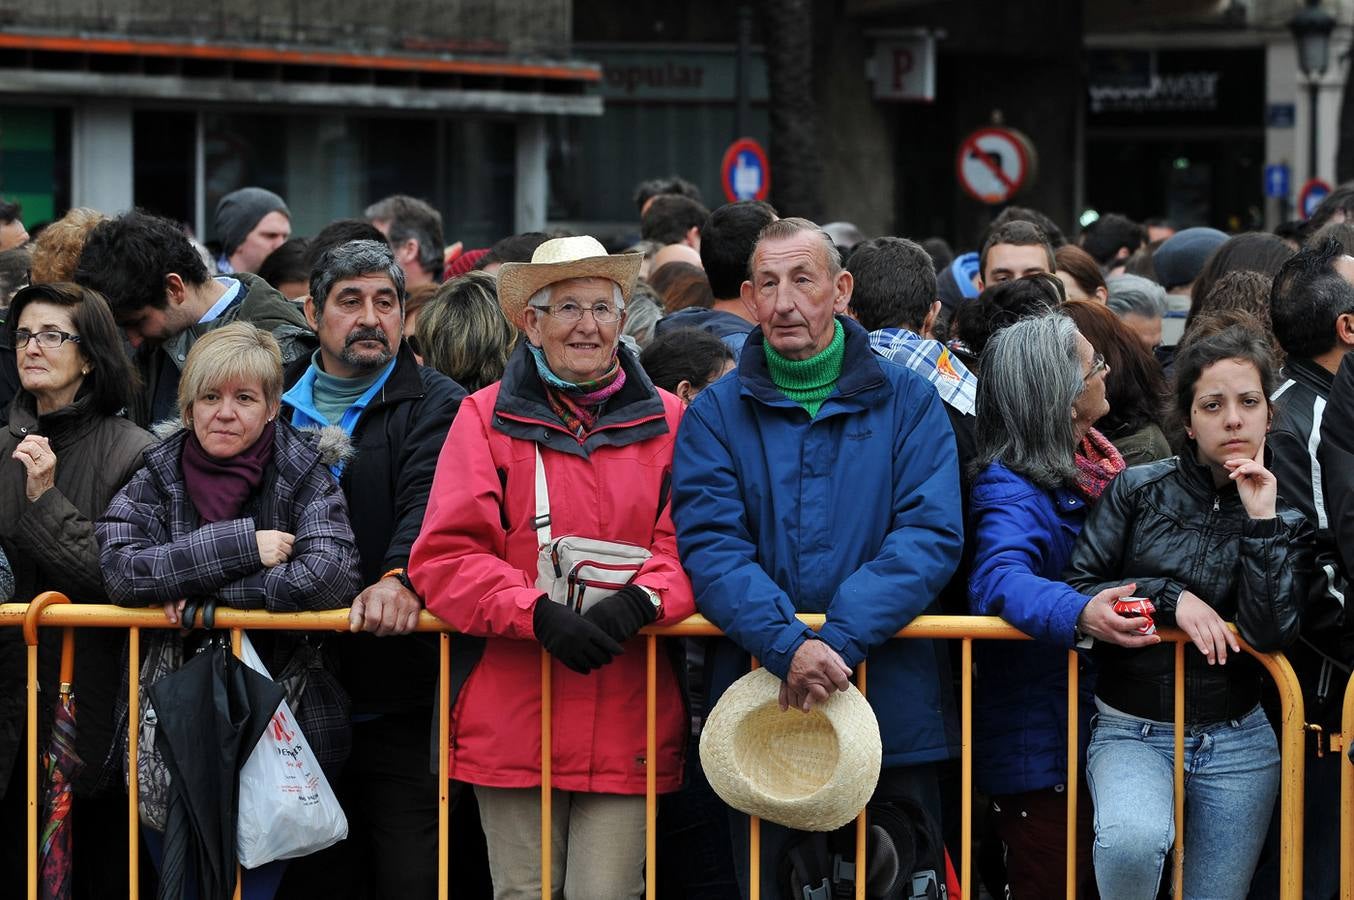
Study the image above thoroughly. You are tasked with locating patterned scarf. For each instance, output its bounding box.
[527,343,627,441]
[1074,426,1126,501]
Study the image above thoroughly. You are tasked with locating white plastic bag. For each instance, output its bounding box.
[236,633,348,868]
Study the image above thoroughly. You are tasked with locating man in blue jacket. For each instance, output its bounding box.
[672,217,964,896]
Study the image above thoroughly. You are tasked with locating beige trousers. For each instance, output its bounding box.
[474,785,646,900]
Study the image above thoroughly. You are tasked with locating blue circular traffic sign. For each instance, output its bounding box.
[721,138,771,203]
[1300,178,1332,219]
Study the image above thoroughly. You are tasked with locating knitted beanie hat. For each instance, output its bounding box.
[215,187,290,256]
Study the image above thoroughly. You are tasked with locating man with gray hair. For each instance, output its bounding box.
[673,217,963,896]
[1107,272,1167,352]
[365,194,445,288]
[279,239,465,899]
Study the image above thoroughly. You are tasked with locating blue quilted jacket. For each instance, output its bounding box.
[673,317,964,767]
[967,461,1093,796]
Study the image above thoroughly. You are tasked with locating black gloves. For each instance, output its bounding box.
[533,587,660,674]
[533,597,623,674]
[582,585,659,644]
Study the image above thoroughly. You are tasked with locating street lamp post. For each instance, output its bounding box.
[1290,0,1336,186]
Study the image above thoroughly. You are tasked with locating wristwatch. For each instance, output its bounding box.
[382,567,416,594]
[638,585,663,618]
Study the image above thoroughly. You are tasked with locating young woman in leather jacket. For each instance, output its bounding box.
[1065,322,1313,900]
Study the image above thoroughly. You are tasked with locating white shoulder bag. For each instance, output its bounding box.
[533,444,652,613]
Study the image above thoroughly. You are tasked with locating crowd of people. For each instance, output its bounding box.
[0,177,1352,900]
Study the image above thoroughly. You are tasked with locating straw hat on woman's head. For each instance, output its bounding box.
[496,235,642,327]
[699,668,882,832]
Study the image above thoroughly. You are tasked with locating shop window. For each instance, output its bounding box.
[134,110,196,227]
[548,104,770,235]
[0,106,73,226]
[201,111,515,252]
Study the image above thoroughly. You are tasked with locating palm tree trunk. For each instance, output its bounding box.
[760,0,823,220]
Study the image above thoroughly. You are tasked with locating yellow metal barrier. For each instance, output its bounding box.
[1343,670,1354,900]
[5,602,1307,900]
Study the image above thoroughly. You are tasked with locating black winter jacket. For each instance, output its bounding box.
[1271,357,1351,723]
[0,394,153,797]
[1320,354,1354,649]
[1065,454,1313,724]
[282,345,465,715]
[0,307,16,418]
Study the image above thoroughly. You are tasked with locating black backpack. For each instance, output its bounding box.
[780,798,948,900]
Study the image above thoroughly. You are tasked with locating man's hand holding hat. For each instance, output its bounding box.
[780,639,852,713]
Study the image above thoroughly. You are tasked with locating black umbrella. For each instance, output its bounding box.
[146,631,284,900]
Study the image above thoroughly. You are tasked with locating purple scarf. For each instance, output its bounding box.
[181,422,276,523]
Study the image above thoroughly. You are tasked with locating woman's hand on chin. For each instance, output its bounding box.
[1224,442,1276,520]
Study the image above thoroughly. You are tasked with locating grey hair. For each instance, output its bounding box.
[310,239,406,319]
[363,195,444,276]
[625,239,661,264]
[622,294,662,348]
[972,313,1085,490]
[749,217,843,278]
[1106,273,1167,318]
[526,281,625,311]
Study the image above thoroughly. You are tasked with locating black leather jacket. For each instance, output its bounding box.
[282,344,465,716]
[1064,454,1313,724]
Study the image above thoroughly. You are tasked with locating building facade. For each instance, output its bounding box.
[1086,0,1353,233]
[4,1,1352,251]
[0,0,598,246]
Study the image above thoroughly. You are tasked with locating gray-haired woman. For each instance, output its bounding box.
[1107,273,1167,352]
[966,313,1154,898]
[410,235,695,899]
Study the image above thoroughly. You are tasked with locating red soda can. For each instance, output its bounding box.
[1113,597,1156,635]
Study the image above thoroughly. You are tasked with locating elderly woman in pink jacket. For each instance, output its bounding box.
[410,236,694,900]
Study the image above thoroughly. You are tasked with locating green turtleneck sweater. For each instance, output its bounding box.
[312,351,384,425]
[764,320,845,417]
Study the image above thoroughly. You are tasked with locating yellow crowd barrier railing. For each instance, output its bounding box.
[1343,670,1354,900]
[4,601,1307,900]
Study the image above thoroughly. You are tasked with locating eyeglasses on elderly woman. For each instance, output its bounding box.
[529,300,625,325]
[1083,351,1107,382]
[14,328,81,350]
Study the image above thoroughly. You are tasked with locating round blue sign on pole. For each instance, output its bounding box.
[721,138,771,203]
[1300,178,1332,219]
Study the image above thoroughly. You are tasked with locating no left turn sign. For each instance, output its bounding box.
[956,127,1037,204]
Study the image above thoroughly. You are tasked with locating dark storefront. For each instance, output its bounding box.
[1084,47,1266,231]
[546,44,769,241]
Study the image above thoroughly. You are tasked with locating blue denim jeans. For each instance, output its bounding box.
[1085,703,1279,900]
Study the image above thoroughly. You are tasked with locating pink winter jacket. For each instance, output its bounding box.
[409,353,695,793]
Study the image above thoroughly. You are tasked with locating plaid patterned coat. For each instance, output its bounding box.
[98,419,362,773]
[0,543,11,602]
